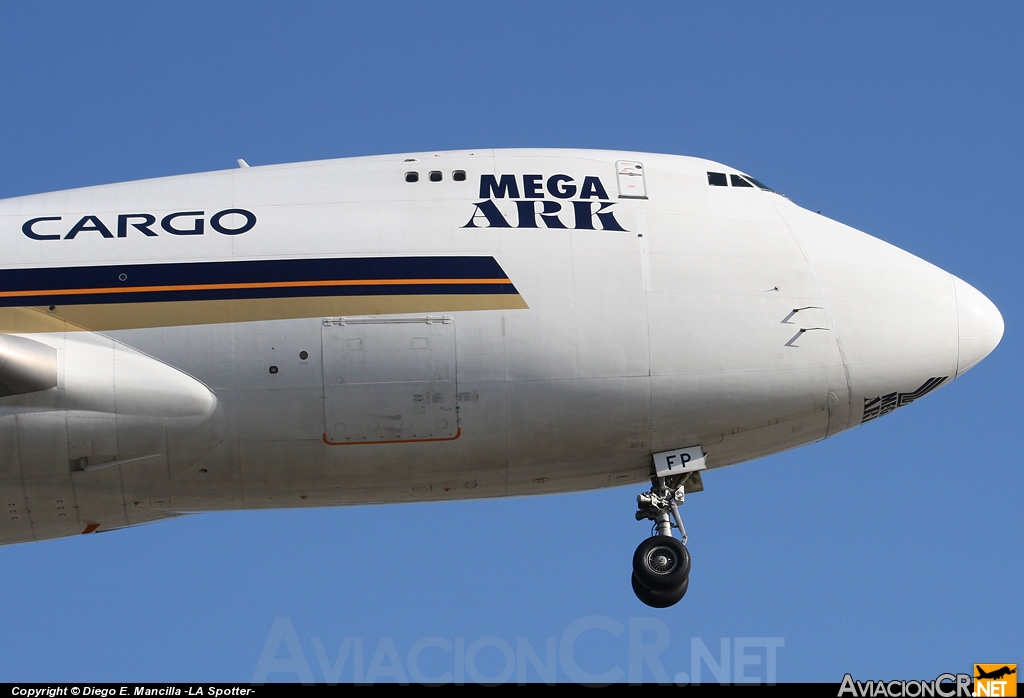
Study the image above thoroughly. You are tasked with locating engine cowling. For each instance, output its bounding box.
[0,331,226,542]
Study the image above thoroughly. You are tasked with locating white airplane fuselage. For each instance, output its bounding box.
[0,149,1003,546]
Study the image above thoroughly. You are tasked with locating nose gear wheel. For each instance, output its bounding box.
[631,573,689,608]
[633,535,690,590]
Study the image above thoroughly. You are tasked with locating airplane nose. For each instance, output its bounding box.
[952,275,1004,377]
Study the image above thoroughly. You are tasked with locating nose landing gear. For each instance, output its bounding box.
[632,473,694,608]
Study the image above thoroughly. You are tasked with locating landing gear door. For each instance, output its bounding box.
[321,316,458,443]
[616,160,648,199]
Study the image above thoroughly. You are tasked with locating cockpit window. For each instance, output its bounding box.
[744,176,775,192]
[708,170,779,194]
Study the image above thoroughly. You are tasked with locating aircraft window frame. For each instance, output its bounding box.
[707,172,728,187]
[745,176,775,192]
[452,170,466,181]
[429,171,442,182]
[405,171,419,183]
[730,174,754,188]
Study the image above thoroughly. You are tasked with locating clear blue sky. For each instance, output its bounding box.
[0,1,1019,684]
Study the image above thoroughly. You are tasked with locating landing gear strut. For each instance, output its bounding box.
[632,472,694,608]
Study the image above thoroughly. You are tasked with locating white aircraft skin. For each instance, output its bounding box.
[0,149,1003,603]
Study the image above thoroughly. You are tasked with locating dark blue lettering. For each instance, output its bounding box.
[64,215,113,239]
[580,176,609,200]
[522,175,544,198]
[210,208,256,235]
[572,201,626,231]
[547,174,577,199]
[515,200,567,229]
[22,216,62,240]
[479,174,519,199]
[117,214,157,238]
[161,211,205,235]
[462,200,512,228]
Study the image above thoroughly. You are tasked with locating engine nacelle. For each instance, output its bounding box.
[0,332,225,478]
[0,334,57,397]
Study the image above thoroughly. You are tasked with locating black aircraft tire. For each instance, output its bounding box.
[631,573,689,608]
[632,535,691,590]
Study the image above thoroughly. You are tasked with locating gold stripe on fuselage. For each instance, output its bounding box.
[0,294,529,332]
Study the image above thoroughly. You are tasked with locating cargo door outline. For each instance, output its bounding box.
[321,316,460,444]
